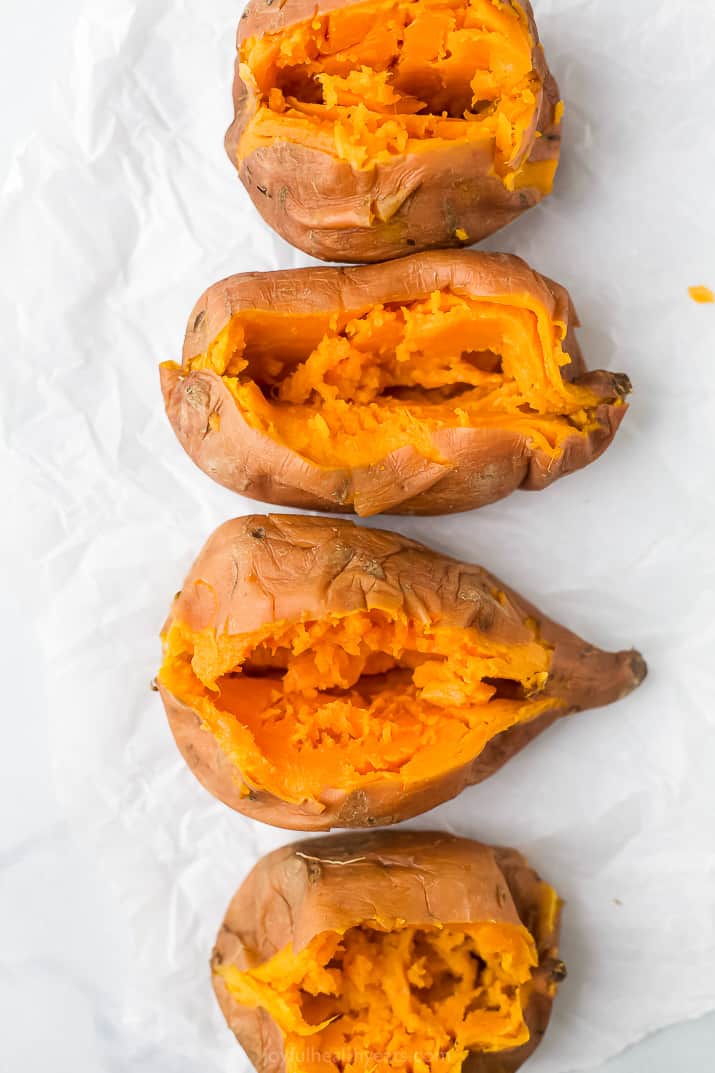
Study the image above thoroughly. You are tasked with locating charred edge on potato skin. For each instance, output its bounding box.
[613,373,633,397]
[547,959,568,983]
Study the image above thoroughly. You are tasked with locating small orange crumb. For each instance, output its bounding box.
[268,88,286,114]
[455,228,468,241]
[689,285,714,304]
[554,100,565,125]
[208,412,221,432]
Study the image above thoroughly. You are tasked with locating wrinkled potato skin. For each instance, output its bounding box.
[162,251,631,518]
[226,0,561,262]
[211,831,564,1073]
[159,515,647,830]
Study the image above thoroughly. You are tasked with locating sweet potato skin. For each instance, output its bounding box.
[159,515,647,831]
[226,0,562,262]
[161,251,631,518]
[211,830,564,1073]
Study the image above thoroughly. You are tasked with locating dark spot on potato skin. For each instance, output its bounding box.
[358,556,385,580]
[457,583,496,633]
[338,790,378,826]
[475,602,496,632]
[185,379,211,413]
[306,861,322,883]
[193,310,205,332]
[443,201,458,233]
[548,959,568,983]
[613,373,633,397]
[250,527,267,540]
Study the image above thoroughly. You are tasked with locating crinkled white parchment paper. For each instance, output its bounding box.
[3,1,715,1070]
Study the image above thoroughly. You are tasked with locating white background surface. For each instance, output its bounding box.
[1,1,714,1071]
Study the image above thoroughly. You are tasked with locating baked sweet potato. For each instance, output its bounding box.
[157,515,646,831]
[161,251,631,517]
[226,0,562,262]
[212,830,565,1073]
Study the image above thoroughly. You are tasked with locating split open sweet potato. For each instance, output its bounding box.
[212,830,565,1073]
[157,515,646,831]
[161,251,631,517]
[226,0,562,261]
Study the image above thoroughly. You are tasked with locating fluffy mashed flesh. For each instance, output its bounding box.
[177,287,607,471]
[159,607,556,806]
[237,0,558,190]
[217,919,541,1073]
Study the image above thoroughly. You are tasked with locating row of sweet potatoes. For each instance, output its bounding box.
[149,2,647,1070]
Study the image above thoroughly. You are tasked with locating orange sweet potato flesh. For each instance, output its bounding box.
[157,515,646,831]
[212,830,565,1073]
[161,251,631,518]
[226,0,562,261]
